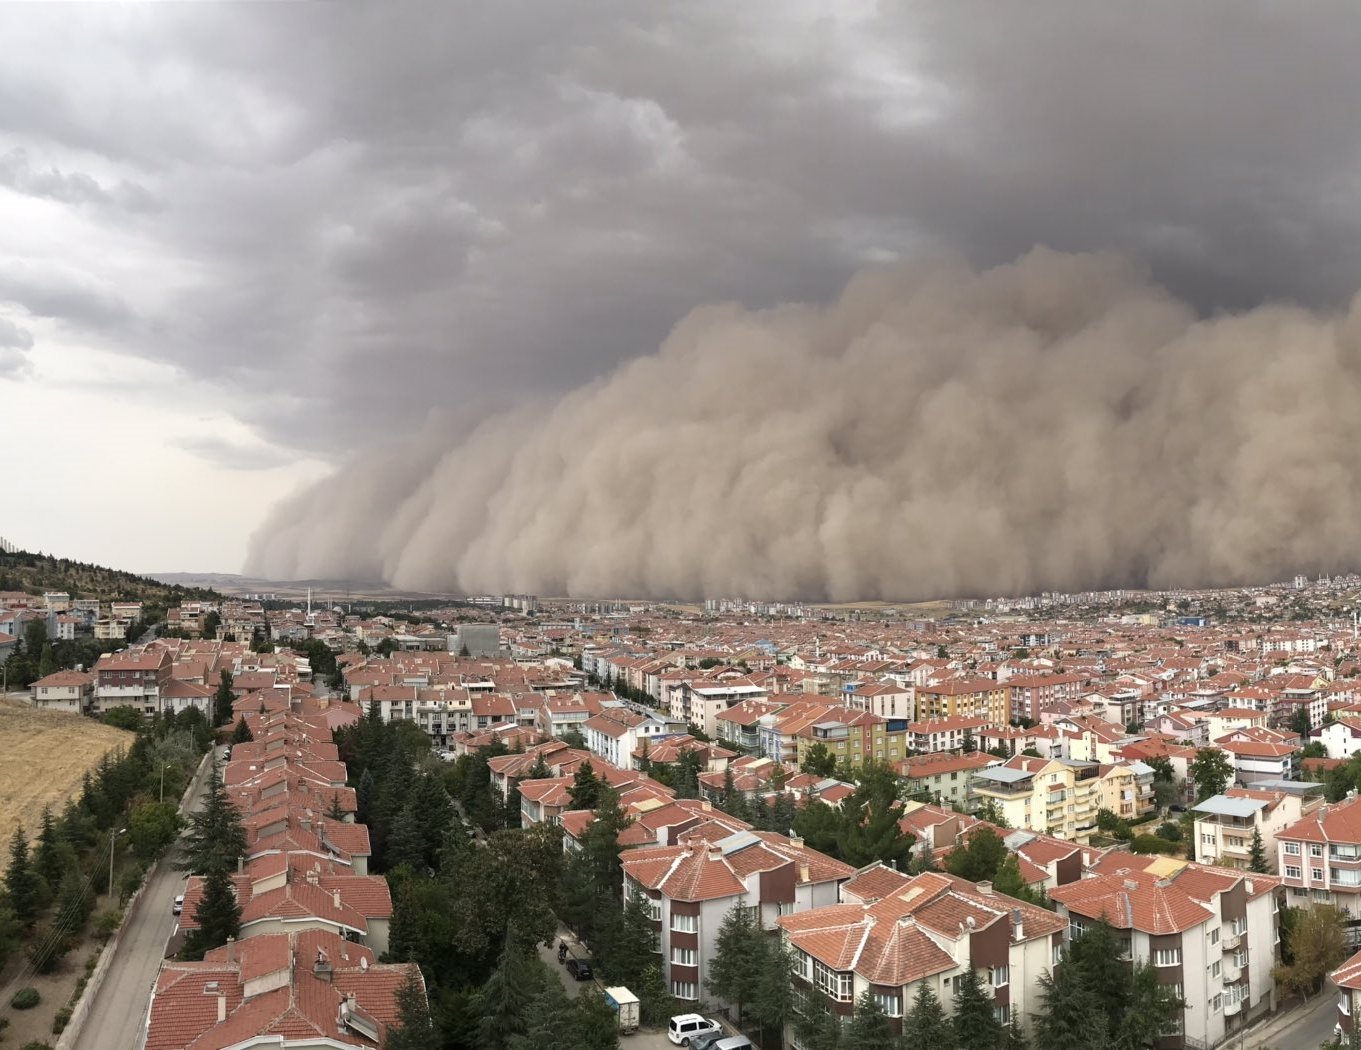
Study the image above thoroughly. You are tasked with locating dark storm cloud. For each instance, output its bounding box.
[6,2,1361,588]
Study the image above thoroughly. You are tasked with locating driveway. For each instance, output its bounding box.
[70,751,215,1050]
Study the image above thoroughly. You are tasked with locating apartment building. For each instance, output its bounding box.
[907,715,992,754]
[1311,715,1361,760]
[969,756,1102,843]
[620,829,852,1006]
[1331,949,1361,1042]
[1193,784,1325,873]
[845,680,913,719]
[1008,672,1091,722]
[28,669,93,714]
[677,681,770,737]
[1276,794,1361,914]
[1050,857,1282,1044]
[898,751,995,811]
[777,867,1067,1036]
[92,646,173,716]
[914,677,1009,724]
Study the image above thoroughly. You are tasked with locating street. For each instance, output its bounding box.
[70,749,215,1050]
[1240,989,1339,1050]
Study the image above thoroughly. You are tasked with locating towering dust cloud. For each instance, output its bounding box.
[246,248,1361,600]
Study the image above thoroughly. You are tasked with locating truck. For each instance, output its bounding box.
[603,986,639,1033]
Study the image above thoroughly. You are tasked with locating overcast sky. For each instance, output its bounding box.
[4,3,1361,574]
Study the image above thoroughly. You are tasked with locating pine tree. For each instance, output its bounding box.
[1112,962,1185,1050]
[1065,918,1130,1033]
[793,997,843,1050]
[843,990,896,1050]
[387,805,426,872]
[326,792,347,821]
[1248,827,1269,873]
[386,967,439,1050]
[231,716,253,744]
[180,761,246,874]
[213,670,234,726]
[568,760,604,810]
[569,986,622,1050]
[1005,1010,1029,1050]
[5,827,41,926]
[1033,958,1108,1050]
[953,965,1003,1050]
[33,807,64,890]
[706,901,762,1022]
[903,983,953,1050]
[183,864,241,960]
[477,933,537,1050]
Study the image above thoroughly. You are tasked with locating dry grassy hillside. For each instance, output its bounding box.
[0,700,132,846]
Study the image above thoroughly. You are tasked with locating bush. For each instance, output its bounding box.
[1130,833,1179,855]
[11,987,40,1009]
[51,1006,71,1034]
[1156,821,1183,842]
[94,908,124,941]
[21,1042,54,1050]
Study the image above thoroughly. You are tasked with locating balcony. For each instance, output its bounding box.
[1222,959,1241,983]
[1223,996,1242,1017]
[1221,931,1242,952]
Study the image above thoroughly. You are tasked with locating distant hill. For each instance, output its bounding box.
[0,549,221,605]
[152,571,458,602]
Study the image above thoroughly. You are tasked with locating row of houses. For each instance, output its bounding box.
[142,687,422,1049]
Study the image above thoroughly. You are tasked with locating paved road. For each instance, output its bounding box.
[71,751,216,1050]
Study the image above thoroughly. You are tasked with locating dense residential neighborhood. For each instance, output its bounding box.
[10,574,1361,1046]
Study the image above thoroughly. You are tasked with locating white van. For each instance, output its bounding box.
[668,1014,721,1045]
[713,1038,754,1050]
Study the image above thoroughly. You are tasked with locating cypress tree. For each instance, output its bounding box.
[183,865,241,960]
[953,965,1003,1050]
[5,828,41,925]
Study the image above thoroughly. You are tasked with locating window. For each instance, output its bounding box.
[1053,943,1064,966]
[1211,994,1223,1013]
[1208,927,1219,945]
[1285,841,1301,856]
[672,913,698,934]
[1233,949,1248,969]
[1312,843,1324,857]
[1153,948,1181,967]
[1285,865,1302,880]
[671,947,697,967]
[1202,833,1215,845]
[813,960,853,1002]
[873,992,901,1017]
[672,981,698,1000]
[994,1003,1011,1024]
[991,965,1009,988]
[794,951,812,982]
[1312,868,1325,882]
[1209,960,1220,979]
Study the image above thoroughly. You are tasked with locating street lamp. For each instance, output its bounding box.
[109,827,127,898]
[160,762,174,804]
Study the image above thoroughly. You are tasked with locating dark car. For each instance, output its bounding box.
[566,957,593,981]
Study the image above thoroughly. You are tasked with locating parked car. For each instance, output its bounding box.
[565,957,593,981]
[688,1030,731,1050]
[669,1014,722,1045]
[173,894,184,916]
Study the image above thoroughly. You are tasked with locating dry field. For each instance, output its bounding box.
[0,700,131,846]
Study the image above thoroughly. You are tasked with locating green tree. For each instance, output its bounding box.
[202,610,221,640]
[1248,827,1269,873]
[840,761,915,869]
[843,991,896,1050]
[181,864,242,960]
[102,705,143,731]
[962,728,977,753]
[801,742,838,777]
[37,643,57,678]
[1033,963,1107,1050]
[1290,706,1313,738]
[180,761,246,874]
[385,968,439,1050]
[568,760,605,810]
[231,716,253,744]
[1188,748,1234,802]
[946,826,1008,882]
[213,670,234,726]
[952,965,1002,1050]
[1273,903,1347,1000]
[129,801,183,863]
[477,933,537,1050]
[903,983,953,1050]
[570,986,623,1050]
[706,900,762,1022]
[5,828,41,926]
[1112,962,1185,1050]
[1066,918,1131,1034]
[794,996,844,1050]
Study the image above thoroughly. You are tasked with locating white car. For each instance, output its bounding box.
[173,894,184,916]
[668,1014,721,1046]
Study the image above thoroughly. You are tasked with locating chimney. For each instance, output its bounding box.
[333,889,342,909]
[790,836,804,849]
[799,863,810,883]
[1011,906,1023,941]
[226,936,236,962]
[978,881,993,895]
[313,948,333,982]
[217,994,227,1022]
[237,856,244,874]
